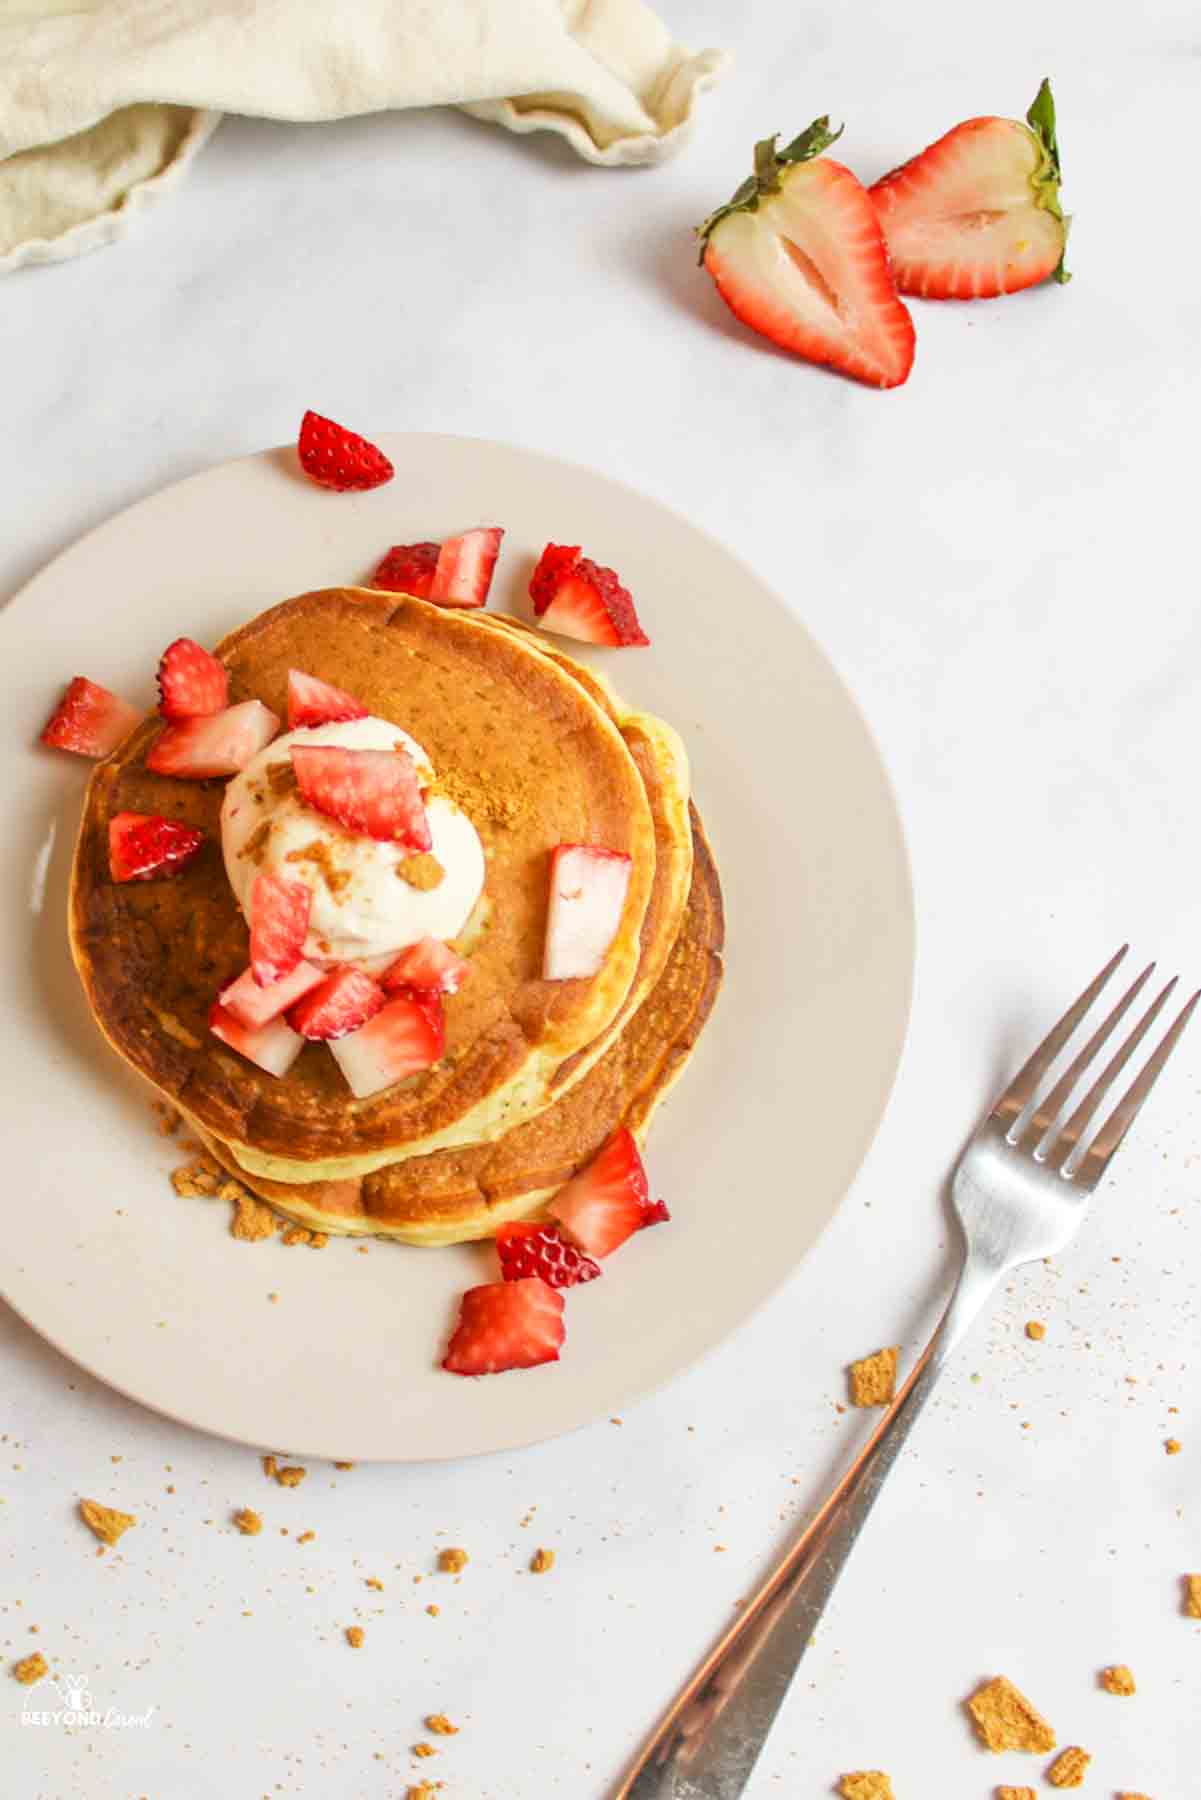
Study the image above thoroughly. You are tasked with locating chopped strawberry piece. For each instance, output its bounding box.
[442,1278,565,1376]
[249,873,311,987]
[328,990,444,1098]
[40,678,141,759]
[220,960,324,1030]
[529,548,648,646]
[369,541,441,598]
[382,936,470,997]
[428,527,504,609]
[548,1129,667,1259]
[108,812,205,883]
[157,638,229,720]
[209,1002,304,1079]
[286,669,368,731]
[543,844,633,981]
[146,700,279,779]
[291,744,430,850]
[297,410,394,492]
[286,965,384,1041]
[495,1221,601,1290]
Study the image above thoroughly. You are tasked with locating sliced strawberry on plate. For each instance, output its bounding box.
[382,936,470,998]
[328,990,444,1098]
[548,1128,668,1259]
[697,117,916,389]
[40,678,141,759]
[287,965,384,1041]
[297,410,394,492]
[157,638,229,720]
[249,872,311,987]
[146,700,280,778]
[369,541,441,598]
[286,669,368,731]
[529,550,648,647]
[495,1221,601,1289]
[291,744,431,850]
[428,527,504,609]
[543,844,633,981]
[209,1001,304,1079]
[869,78,1069,298]
[108,812,205,883]
[220,960,324,1031]
[442,1278,566,1376]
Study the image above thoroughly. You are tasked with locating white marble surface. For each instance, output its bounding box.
[4,4,1201,1795]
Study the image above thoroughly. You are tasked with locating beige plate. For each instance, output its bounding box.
[0,436,913,1462]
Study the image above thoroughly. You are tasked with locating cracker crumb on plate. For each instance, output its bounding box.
[848,1348,898,1407]
[966,1675,1056,1752]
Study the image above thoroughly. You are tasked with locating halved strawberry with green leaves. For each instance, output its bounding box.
[698,118,915,390]
[529,546,649,647]
[291,744,431,850]
[548,1128,668,1259]
[495,1221,601,1290]
[369,542,440,597]
[146,700,279,778]
[40,678,141,758]
[382,935,470,998]
[869,79,1069,299]
[108,812,205,883]
[442,1278,566,1376]
[328,989,444,1097]
[297,410,394,492]
[287,965,384,1041]
[249,872,311,987]
[157,638,228,720]
[286,669,367,731]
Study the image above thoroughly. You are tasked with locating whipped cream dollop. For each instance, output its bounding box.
[221,716,485,968]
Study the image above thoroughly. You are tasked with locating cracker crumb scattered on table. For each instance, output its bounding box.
[1025,1321,1046,1341]
[848,1348,898,1408]
[365,1577,383,1591]
[425,1712,458,1735]
[407,1784,439,1800]
[530,1547,555,1574]
[1185,1573,1201,1617]
[1046,1746,1090,1787]
[996,1788,1037,1799]
[296,1530,315,1545]
[966,1675,1056,1753]
[345,1626,364,1649]
[838,1775,893,1800]
[1165,1438,1182,1455]
[334,1461,354,1470]
[234,1508,262,1536]
[231,1193,278,1242]
[1100,1663,1136,1695]
[276,1465,306,1488]
[413,1741,436,1758]
[171,1159,222,1199]
[438,1547,469,1574]
[262,1454,278,1480]
[12,1652,47,1685]
[425,1604,440,1616]
[78,1498,136,1547]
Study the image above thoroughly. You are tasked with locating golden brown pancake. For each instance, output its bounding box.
[70,589,658,1177]
[194,815,724,1244]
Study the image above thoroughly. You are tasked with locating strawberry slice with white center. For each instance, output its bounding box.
[291,744,431,850]
[495,1221,601,1289]
[369,541,441,598]
[548,1128,669,1259]
[157,638,229,720]
[219,960,324,1031]
[869,79,1069,299]
[427,527,504,609]
[442,1278,566,1376]
[543,844,632,981]
[382,936,470,998]
[697,117,916,390]
[286,669,368,731]
[529,546,649,647]
[146,700,279,778]
[249,872,311,987]
[286,965,385,1041]
[209,1002,304,1079]
[297,410,394,492]
[328,991,444,1098]
[40,678,141,759]
[108,812,205,883]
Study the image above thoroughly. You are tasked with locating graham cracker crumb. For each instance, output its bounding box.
[1025,1321,1046,1341]
[266,761,298,798]
[425,1604,440,1616]
[966,1675,1056,1753]
[262,1454,278,1480]
[425,1713,458,1735]
[407,1786,439,1800]
[240,819,273,864]
[276,1465,306,1488]
[297,1531,315,1544]
[365,1578,384,1591]
[1184,1573,1201,1617]
[13,1652,47,1685]
[334,1461,354,1470]
[231,1193,277,1242]
[397,853,445,891]
[530,1547,555,1574]
[1046,1747,1090,1787]
[1165,1438,1182,1455]
[838,1776,892,1800]
[345,1626,364,1649]
[234,1508,262,1536]
[310,1233,328,1248]
[78,1498,136,1548]
[281,1225,315,1247]
[285,838,351,896]
[996,1789,1037,1800]
[438,1547,469,1574]
[425,767,526,831]
[848,1348,898,1408]
[1116,1793,1152,1799]
[413,1742,436,1758]
[171,1159,222,1199]
[1100,1664,1136,1695]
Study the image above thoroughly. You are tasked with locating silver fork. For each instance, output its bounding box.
[617,947,1198,1800]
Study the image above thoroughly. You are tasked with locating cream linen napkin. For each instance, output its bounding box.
[0,0,727,274]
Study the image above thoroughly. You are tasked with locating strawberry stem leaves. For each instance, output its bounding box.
[697,116,844,261]
[1025,76,1070,284]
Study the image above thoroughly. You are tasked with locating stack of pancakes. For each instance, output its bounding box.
[70,589,724,1245]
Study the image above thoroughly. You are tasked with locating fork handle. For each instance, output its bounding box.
[615,1252,1001,1800]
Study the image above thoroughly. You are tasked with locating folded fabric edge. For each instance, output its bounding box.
[0,108,221,276]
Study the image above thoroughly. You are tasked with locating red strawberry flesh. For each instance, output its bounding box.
[297,410,394,492]
[249,872,311,987]
[369,542,441,598]
[108,812,205,883]
[328,990,444,1098]
[209,1002,304,1079]
[220,960,324,1030]
[543,844,633,981]
[495,1221,601,1289]
[428,527,504,609]
[529,543,582,613]
[157,638,229,720]
[291,744,431,850]
[382,936,470,997]
[286,965,384,1041]
[286,669,368,731]
[442,1278,566,1376]
[548,1128,666,1259]
[41,678,141,758]
[146,700,279,779]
